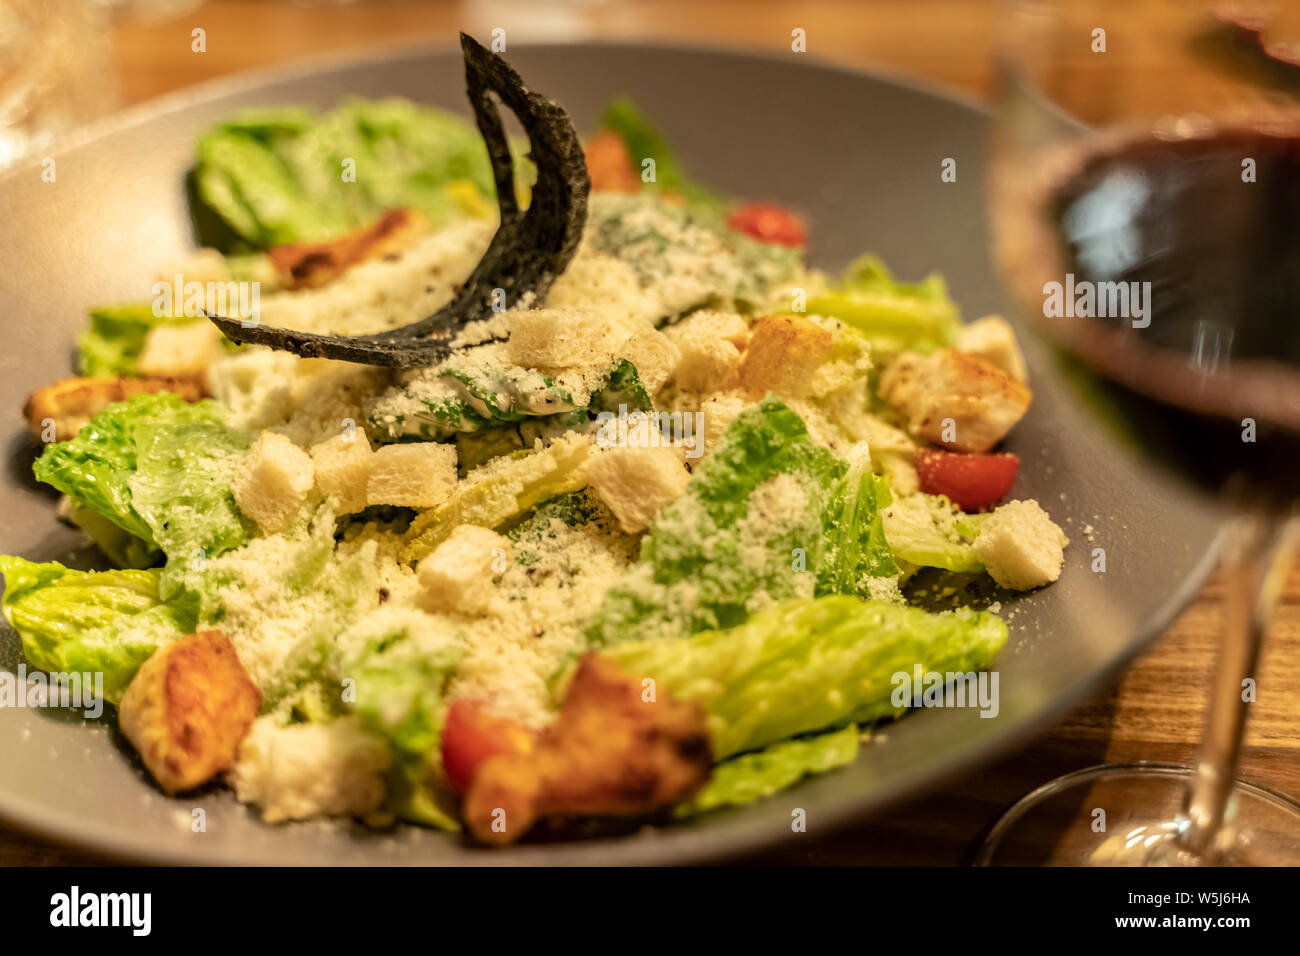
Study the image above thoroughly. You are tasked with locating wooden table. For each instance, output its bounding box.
[5,0,1298,865]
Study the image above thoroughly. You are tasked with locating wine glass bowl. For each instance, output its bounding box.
[984,0,1300,865]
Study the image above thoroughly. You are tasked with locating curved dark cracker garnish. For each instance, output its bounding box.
[207,33,591,367]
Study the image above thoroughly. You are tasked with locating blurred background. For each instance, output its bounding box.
[3,0,1299,864]
[7,0,1300,168]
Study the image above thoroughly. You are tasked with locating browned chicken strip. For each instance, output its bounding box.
[267,207,430,290]
[118,631,262,794]
[24,376,205,443]
[462,655,713,845]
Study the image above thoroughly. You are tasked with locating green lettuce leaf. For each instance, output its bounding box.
[583,594,1006,758]
[193,98,500,250]
[129,419,255,598]
[585,398,867,645]
[336,609,464,830]
[32,394,252,575]
[0,557,198,702]
[818,444,900,594]
[881,492,985,574]
[805,254,960,354]
[77,304,197,378]
[675,723,860,817]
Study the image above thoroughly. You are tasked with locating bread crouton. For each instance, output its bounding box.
[674,334,742,392]
[614,323,680,395]
[24,376,204,443]
[666,309,749,349]
[699,395,748,456]
[118,631,262,794]
[416,524,511,616]
[507,308,619,369]
[879,348,1031,453]
[972,499,1069,590]
[229,715,390,822]
[310,430,373,514]
[137,322,225,384]
[366,442,457,509]
[232,431,316,534]
[582,444,691,534]
[738,314,833,398]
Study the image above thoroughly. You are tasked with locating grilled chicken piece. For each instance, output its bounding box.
[267,208,430,290]
[462,655,713,845]
[879,348,1032,453]
[118,631,261,794]
[24,376,204,443]
[584,131,641,194]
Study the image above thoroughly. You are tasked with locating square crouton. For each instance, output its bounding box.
[972,499,1069,590]
[738,314,833,398]
[507,308,619,369]
[137,321,225,382]
[614,323,680,395]
[955,315,1028,382]
[668,309,750,348]
[583,445,691,534]
[416,525,512,616]
[700,395,748,456]
[366,442,458,509]
[232,431,316,534]
[675,334,742,392]
[230,715,389,823]
[118,631,262,794]
[310,430,373,514]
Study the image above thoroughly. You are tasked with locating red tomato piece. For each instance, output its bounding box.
[726,202,807,247]
[915,448,1019,512]
[441,699,537,795]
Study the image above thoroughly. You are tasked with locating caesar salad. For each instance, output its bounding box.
[1,37,1067,845]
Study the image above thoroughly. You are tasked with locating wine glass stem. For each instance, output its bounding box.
[1175,511,1296,859]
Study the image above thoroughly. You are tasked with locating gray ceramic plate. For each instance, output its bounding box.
[0,41,1221,865]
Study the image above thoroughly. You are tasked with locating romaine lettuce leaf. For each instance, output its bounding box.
[402,433,591,562]
[585,594,1006,758]
[32,394,253,577]
[806,254,960,354]
[77,304,197,378]
[585,398,891,646]
[818,443,900,594]
[369,355,651,445]
[193,98,500,250]
[881,492,985,574]
[675,723,860,817]
[129,420,254,598]
[0,557,198,702]
[335,608,464,831]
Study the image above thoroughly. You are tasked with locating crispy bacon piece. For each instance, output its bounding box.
[24,376,205,443]
[461,655,713,845]
[267,208,430,290]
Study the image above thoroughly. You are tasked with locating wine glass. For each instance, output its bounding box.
[981,0,1300,865]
